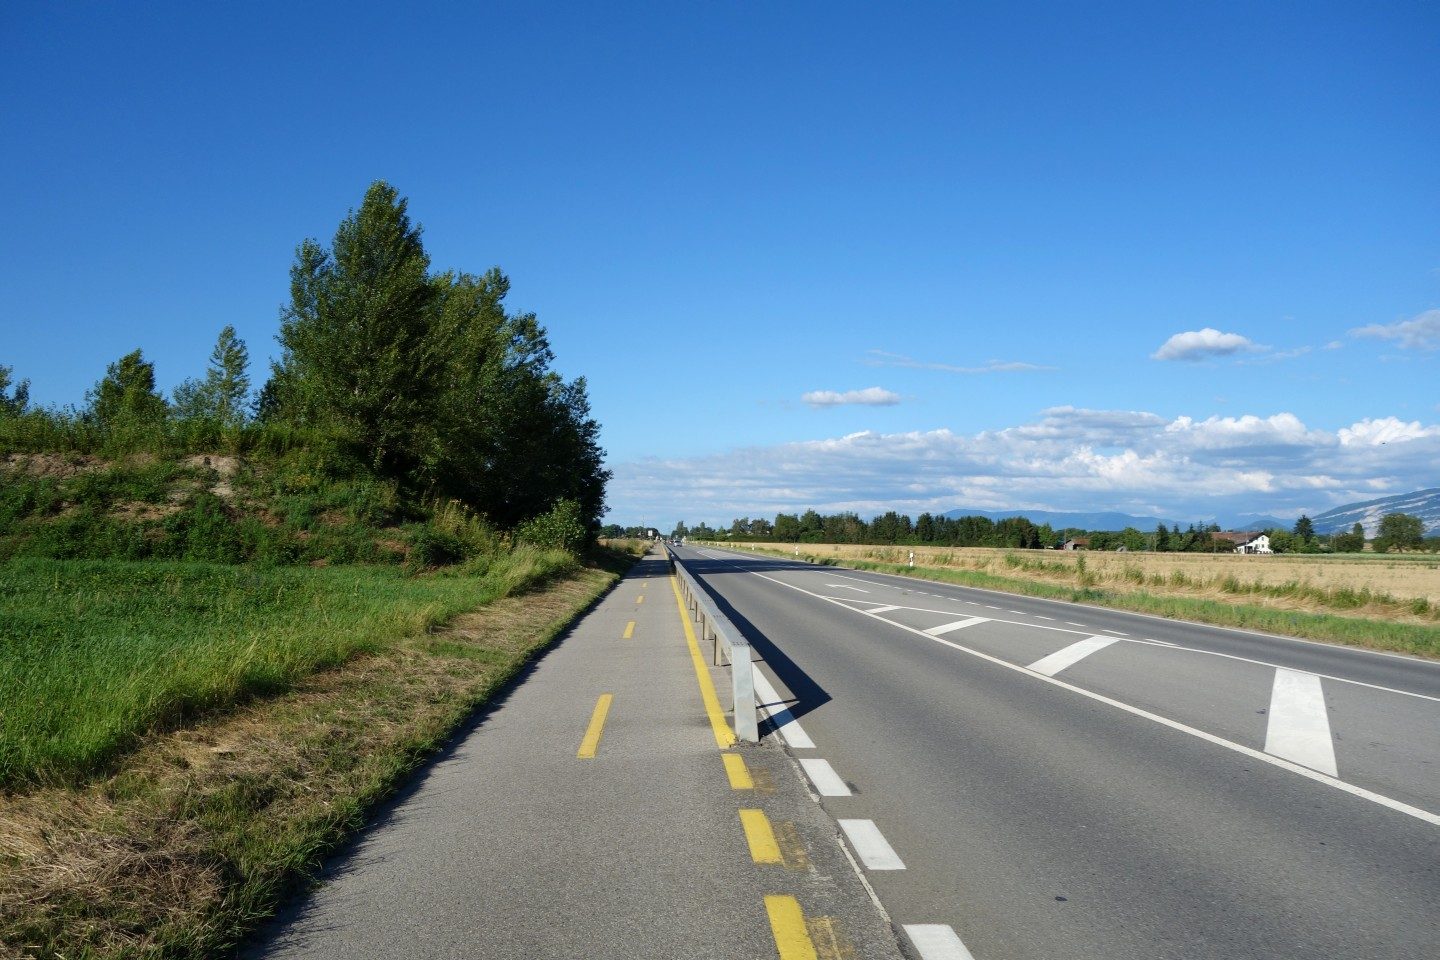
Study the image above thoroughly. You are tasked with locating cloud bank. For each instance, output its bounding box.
[802,386,902,407]
[1152,328,1257,361]
[607,407,1440,527]
[1351,309,1440,351]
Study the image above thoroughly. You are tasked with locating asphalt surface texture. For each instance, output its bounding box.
[247,551,904,960]
[676,543,1440,960]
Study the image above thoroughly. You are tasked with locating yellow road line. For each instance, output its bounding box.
[636,594,645,604]
[723,752,753,789]
[623,620,636,639]
[765,894,819,960]
[740,809,782,863]
[577,693,613,759]
[669,576,736,748]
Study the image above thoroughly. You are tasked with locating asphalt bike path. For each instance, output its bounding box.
[680,544,1440,960]
[249,550,903,960]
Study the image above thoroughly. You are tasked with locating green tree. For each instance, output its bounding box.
[773,513,800,542]
[87,349,167,427]
[1331,521,1365,553]
[173,325,251,427]
[273,180,441,478]
[1376,513,1425,553]
[799,509,823,540]
[1293,515,1315,544]
[0,364,29,416]
[1152,521,1175,552]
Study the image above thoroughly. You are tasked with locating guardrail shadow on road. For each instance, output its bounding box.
[677,555,832,730]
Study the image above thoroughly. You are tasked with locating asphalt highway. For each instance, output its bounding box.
[677,544,1440,960]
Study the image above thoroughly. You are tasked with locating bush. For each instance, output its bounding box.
[408,527,468,567]
[516,499,587,552]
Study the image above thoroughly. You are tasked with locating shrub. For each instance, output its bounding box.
[409,527,468,567]
[516,499,587,552]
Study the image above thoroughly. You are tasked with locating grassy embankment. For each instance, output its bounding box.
[0,544,648,957]
[721,542,1440,659]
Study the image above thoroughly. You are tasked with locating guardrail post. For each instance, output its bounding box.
[731,644,757,742]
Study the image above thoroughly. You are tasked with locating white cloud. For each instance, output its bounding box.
[866,350,1054,374]
[1337,417,1440,446]
[1351,309,1440,351]
[607,408,1440,528]
[1151,328,1257,361]
[801,387,902,407]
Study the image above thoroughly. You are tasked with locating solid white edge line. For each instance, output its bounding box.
[724,562,1440,827]
[696,547,1440,705]
[925,616,989,636]
[837,819,906,870]
[770,551,1440,667]
[751,664,816,749]
[904,924,976,960]
[1265,668,1339,776]
[1029,635,1122,677]
[799,758,851,796]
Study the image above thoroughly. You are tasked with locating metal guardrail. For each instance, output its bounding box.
[664,544,758,742]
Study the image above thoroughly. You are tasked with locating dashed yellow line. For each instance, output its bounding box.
[740,809,782,864]
[765,894,819,960]
[636,594,645,604]
[723,752,753,789]
[576,693,613,759]
[622,620,636,639]
[670,576,736,749]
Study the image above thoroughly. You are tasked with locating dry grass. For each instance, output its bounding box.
[740,543,1440,617]
[0,562,623,959]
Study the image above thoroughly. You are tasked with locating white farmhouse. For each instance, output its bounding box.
[1212,531,1273,554]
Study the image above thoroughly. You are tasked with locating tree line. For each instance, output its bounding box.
[671,509,1436,554]
[0,181,609,536]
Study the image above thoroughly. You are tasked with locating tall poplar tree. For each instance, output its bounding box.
[274,181,441,477]
[173,325,251,427]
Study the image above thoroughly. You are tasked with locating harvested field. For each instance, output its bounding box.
[734,542,1440,610]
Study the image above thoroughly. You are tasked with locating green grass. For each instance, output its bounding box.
[752,547,1440,659]
[0,550,576,786]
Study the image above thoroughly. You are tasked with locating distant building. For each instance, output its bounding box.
[1061,537,1090,551]
[1212,531,1272,555]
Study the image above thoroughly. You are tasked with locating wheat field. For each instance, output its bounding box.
[727,542,1440,617]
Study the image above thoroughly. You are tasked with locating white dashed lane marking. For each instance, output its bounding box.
[905,924,977,960]
[1265,668,1338,777]
[799,758,851,796]
[752,665,816,749]
[1029,636,1122,677]
[925,617,989,636]
[838,819,906,870]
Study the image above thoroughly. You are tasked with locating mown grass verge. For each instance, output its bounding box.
[0,550,578,787]
[0,546,643,957]
[738,546,1440,659]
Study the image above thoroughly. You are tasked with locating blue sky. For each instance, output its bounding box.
[3,1,1437,530]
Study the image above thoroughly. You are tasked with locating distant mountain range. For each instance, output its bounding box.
[939,507,1224,531]
[1312,488,1440,537]
[937,488,1440,536]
